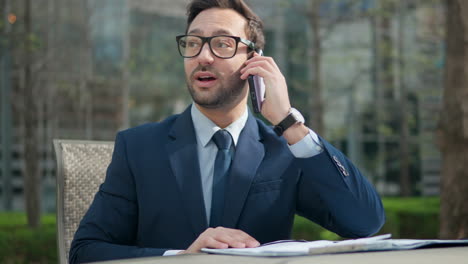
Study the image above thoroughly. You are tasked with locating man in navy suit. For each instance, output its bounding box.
[69,0,385,263]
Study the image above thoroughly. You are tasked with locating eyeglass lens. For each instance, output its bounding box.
[179,36,238,58]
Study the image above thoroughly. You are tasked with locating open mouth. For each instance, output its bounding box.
[193,72,218,87]
[198,76,217,82]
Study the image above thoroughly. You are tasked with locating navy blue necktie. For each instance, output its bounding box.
[210,129,233,227]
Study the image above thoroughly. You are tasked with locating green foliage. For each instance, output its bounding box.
[292,216,342,241]
[0,213,57,264]
[292,197,440,240]
[380,197,439,238]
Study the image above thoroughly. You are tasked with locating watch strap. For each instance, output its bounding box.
[274,112,299,136]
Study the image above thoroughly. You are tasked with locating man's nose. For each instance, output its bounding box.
[196,42,215,65]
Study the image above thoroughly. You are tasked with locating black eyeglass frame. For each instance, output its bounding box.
[176,34,256,59]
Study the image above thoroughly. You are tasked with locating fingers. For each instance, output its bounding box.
[239,52,292,125]
[203,235,229,249]
[240,54,279,80]
[182,227,260,254]
[205,227,259,248]
[217,227,259,248]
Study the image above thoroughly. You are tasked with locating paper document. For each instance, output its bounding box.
[308,238,468,255]
[202,234,468,257]
[202,234,391,256]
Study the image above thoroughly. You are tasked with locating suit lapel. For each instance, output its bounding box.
[223,114,265,228]
[166,106,208,236]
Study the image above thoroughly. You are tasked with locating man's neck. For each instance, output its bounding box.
[194,99,248,129]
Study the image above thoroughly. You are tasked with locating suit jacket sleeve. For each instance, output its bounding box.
[295,137,385,238]
[69,132,167,264]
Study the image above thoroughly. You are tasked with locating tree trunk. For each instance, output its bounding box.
[439,0,468,239]
[1,0,14,211]
[397,1,411,197]
[373,0,395,191]
[23,0,41,228]
[308,0,324,136]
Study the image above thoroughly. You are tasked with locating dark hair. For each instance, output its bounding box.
[186,0,265,51]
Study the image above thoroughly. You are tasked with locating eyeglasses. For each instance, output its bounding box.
[176,35,256,59]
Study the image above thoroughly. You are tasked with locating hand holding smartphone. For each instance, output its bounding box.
[248,50,265,113]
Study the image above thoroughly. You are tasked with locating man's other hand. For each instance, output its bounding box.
[178,227,260,254]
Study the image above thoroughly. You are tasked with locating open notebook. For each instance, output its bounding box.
[201,234,468,256]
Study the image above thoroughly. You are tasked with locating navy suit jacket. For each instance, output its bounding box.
[70,106,385,264]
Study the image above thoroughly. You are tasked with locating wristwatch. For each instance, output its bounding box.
[273,108,305,136]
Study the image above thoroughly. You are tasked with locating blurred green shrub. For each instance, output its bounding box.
[292,197,440,240]
[380,197,439,239]
[0,197,439,263]
[0,213,56,264]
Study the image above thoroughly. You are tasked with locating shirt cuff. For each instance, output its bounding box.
[288,128,323,158]
[163,250,183,256]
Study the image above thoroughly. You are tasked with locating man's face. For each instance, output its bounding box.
[184,8,249,110]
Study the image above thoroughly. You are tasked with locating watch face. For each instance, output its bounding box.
[291,108,305,123]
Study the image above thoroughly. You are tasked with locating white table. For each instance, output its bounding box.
[91,246,468,264]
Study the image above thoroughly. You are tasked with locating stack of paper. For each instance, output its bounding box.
[201,234,468,256]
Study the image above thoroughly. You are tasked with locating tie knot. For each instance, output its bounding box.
[212,130,233,150]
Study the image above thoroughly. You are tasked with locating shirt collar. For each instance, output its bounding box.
[191,104,248,148]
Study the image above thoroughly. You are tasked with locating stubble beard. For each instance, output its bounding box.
[187,66,246,109]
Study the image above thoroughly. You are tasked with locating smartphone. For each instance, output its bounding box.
[248,49,265,113]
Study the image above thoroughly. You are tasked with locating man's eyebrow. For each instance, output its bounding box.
[188,28,203,35]
[213,29,234,35]
[187,28,235,36]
